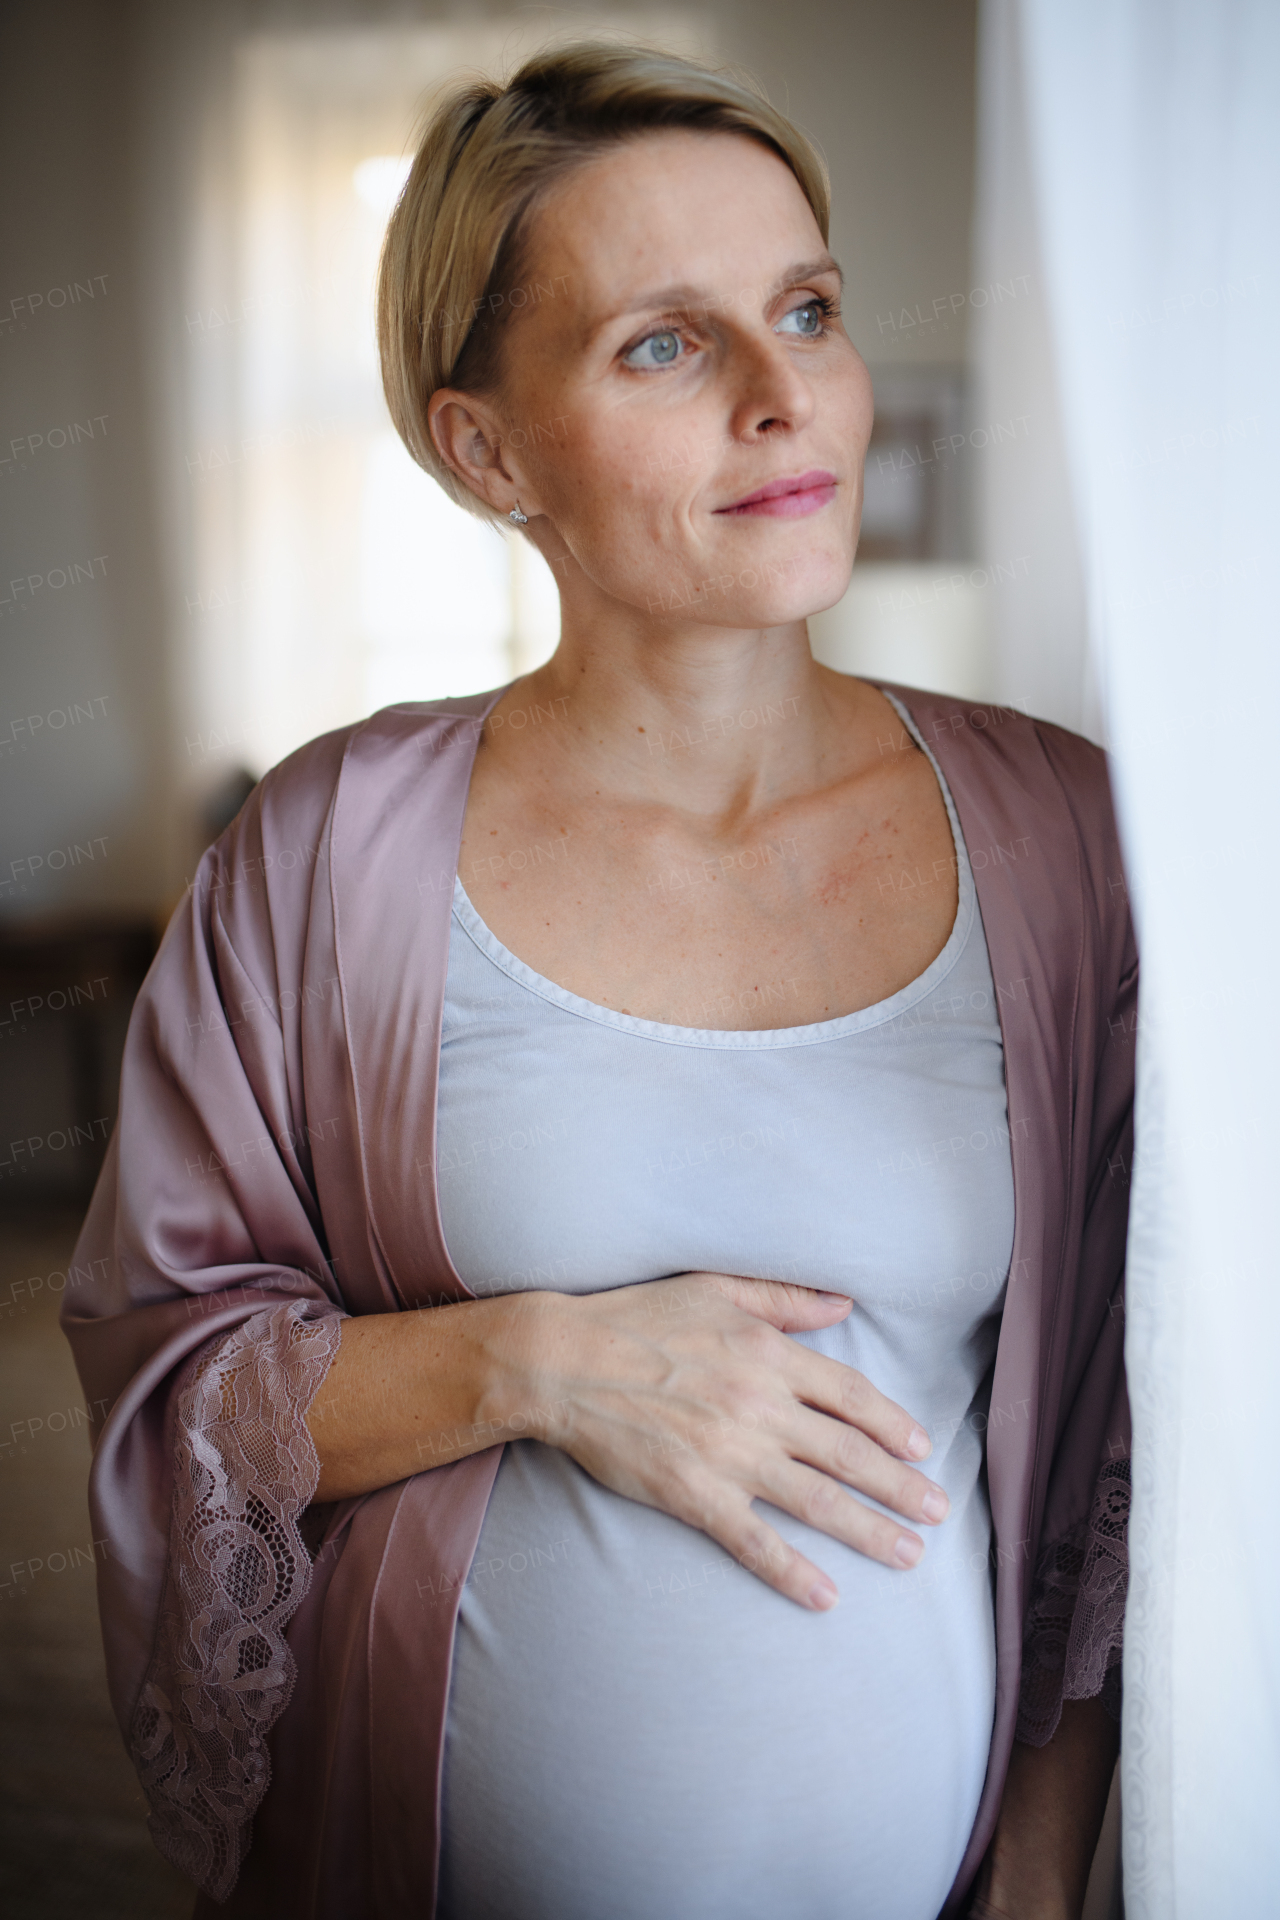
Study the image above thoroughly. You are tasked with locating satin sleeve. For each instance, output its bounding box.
[62,755,352,1900]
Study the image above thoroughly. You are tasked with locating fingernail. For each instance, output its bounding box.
[905,1425,932,1460]
[893,1534,923,1568]
[808,1577,838,1611]
[922,1489,949,1523]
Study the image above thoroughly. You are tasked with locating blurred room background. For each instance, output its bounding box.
[0,2,1109,1914]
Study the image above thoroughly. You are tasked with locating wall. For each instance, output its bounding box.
[1,0,174,921]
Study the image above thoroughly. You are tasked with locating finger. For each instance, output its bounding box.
[687,1481,843,1611]
[698,1272,853,1333]
[754,1457,927,1570]
[788,1406,949,1525]
[783,1345,933,1461]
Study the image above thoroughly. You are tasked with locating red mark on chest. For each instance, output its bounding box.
[816,865,857,907]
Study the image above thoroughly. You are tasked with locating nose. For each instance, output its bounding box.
[726,329,817,445]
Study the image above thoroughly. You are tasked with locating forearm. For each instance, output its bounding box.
[306,1291,562,1500]
[974,1696,1119,1920]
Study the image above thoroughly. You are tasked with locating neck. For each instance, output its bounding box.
[503,578,860,819]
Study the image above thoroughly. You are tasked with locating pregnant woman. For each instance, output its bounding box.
[64,43,1134,1920]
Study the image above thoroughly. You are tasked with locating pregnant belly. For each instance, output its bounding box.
[436,1438,997,1920]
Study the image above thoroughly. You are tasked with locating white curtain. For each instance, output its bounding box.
[1011,2,1280,1913]
[969,0,1096,740]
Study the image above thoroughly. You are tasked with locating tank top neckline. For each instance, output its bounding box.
[448,690,978,1053]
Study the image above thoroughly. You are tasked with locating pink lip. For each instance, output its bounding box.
[715,468,838,518]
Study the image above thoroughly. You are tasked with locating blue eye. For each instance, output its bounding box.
[624,330,683,370]
[777,303,825,337]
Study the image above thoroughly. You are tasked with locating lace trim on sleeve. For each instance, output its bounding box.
[128,1300,343,1901]
[1016,1455,1130,1748]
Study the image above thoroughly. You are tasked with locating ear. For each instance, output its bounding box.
[427,389,540,520]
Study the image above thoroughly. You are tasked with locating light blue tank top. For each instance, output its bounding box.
[433,698,1015,1920]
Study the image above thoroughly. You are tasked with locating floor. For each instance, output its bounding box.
[0,1206,193,1919]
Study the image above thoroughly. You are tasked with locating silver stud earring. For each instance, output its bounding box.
[508,501,528,525]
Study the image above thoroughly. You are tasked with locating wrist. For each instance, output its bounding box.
[976,1703,1118,1920]
[471,1289,579,1449]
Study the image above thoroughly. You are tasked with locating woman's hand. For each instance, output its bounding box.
[309,1269,948,1607]
[510,1270,949,1610]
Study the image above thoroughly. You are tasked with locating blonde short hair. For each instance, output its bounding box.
[376,41,831,519]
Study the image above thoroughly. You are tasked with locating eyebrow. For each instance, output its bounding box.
[587,254,844,341]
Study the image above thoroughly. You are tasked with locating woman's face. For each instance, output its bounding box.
[437,130,874,632]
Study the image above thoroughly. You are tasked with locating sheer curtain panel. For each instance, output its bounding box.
[1013,2,1280,1913]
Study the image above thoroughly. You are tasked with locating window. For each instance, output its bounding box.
[184,16,711,777]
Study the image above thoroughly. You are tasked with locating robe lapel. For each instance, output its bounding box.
[323,692,507,1916]
[880,684,1083,1913]
[328,693,505,1311]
